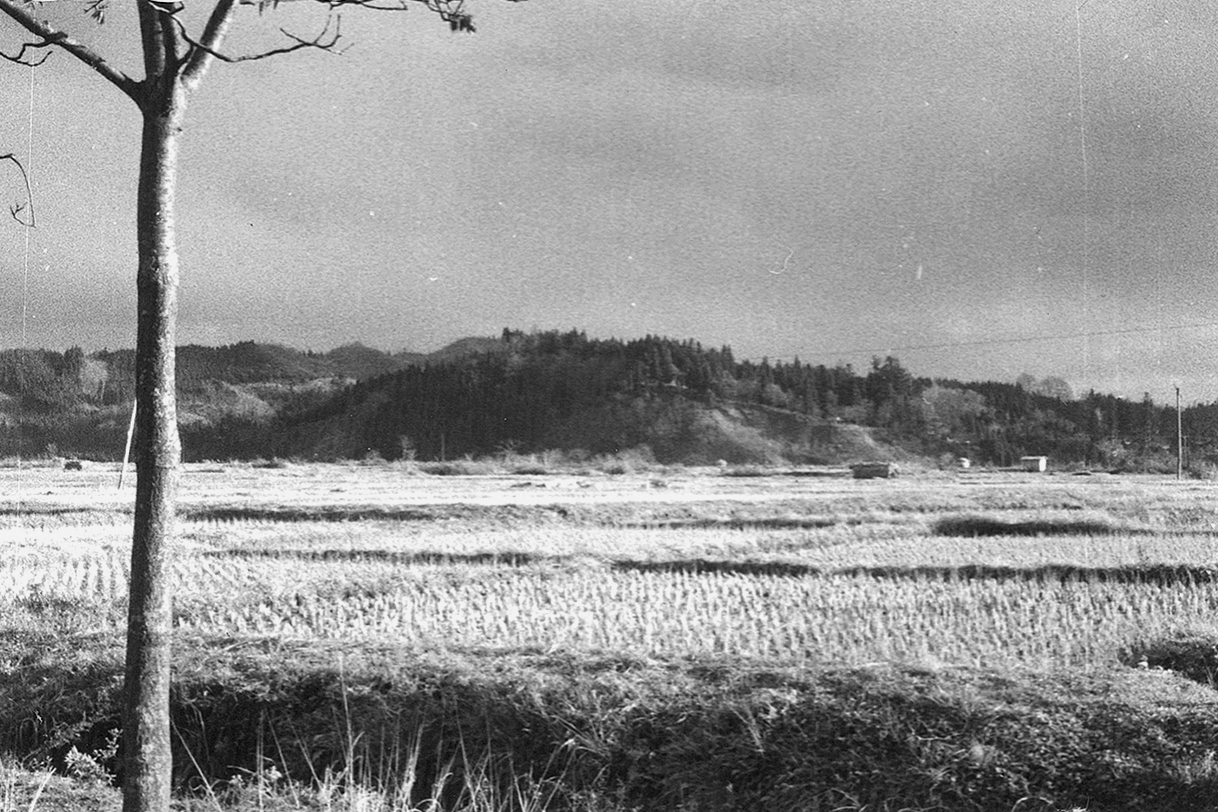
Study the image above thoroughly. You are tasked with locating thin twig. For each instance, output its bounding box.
[243,0,483,33]
[154,1,347,67]
[0,39,52,67]
[0,153,35,228]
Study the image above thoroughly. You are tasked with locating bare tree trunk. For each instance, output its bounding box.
[122,73,186,812]
[0,4,498,809]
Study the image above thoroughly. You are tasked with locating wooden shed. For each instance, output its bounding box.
[1020,456,1047,473]
[851,462,899,479]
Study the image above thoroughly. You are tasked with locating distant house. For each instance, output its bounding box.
[851,462,899,479]
[1020,456,1047,473]
[958,457,971,469]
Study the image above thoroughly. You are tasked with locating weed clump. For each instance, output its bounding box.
[418,458,500,476]
[1121,629,1218,686]
[935,514,1125,537]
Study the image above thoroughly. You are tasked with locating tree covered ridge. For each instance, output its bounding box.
[0,329,1203,470]
[296,330,1191,469]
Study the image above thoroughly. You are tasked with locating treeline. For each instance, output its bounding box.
[0,348,121,458]
[0,330,1208,469]
[0,342,363,459]
[263,329,1196,469]
[271,329,867,461]
[0,347,92,411]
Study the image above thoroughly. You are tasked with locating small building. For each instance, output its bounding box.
[1020,456,1048,473]
[851,462,899,479]
[958,457,971,470]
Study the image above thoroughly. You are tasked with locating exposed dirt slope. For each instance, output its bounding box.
[655,401,910,465]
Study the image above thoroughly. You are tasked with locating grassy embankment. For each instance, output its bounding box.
[5,461,1218,810]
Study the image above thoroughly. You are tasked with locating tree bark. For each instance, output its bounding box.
[122,39,186,812]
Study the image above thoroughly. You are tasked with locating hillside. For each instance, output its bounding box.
[267,330,847,464]
[276,388,903,467]
[0,342,414,460]
[0,329,1212,469]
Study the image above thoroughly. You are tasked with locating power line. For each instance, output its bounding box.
[798,319,1218,362]
[1075,0,1091,375]
[17,64,34,516]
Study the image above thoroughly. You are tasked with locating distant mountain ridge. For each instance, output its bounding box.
[174,340,430,383]
[91,339,466,389]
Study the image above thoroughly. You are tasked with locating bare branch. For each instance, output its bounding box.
[156,2,186,70]
[137,1,173,91]
[155,1,345,76]
[178,0,509,81]
[0,153,35,228]
[0,38,51,68]
[276,14,345,52]
[179,0,238,90]
[320,0,409,10]
[239,0,496,33]
[413,0,477,33]
[0,0,141,103]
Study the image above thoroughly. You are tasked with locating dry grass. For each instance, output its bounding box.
[1,757,117,812]
[8,465,1218,809]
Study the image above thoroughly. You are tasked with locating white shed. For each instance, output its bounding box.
[1020,456,1047,473]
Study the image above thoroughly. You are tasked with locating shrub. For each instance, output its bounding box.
[418,458,500,476]
[1120,629,1218,685]
[593,447,655,475]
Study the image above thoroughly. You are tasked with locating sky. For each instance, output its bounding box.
[2,0,1218,404]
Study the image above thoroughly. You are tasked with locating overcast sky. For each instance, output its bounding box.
[2,0,1218,403]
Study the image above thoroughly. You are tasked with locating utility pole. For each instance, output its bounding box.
[1176,386,1183,480]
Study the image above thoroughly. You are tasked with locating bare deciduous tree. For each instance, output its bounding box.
[0,2,520,810]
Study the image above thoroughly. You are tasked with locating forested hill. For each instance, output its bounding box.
[264,329,1199,469]
[0,329,1210,470]
[0,341,419,459]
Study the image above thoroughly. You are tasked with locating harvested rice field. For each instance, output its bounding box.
[5,461,1218,811]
